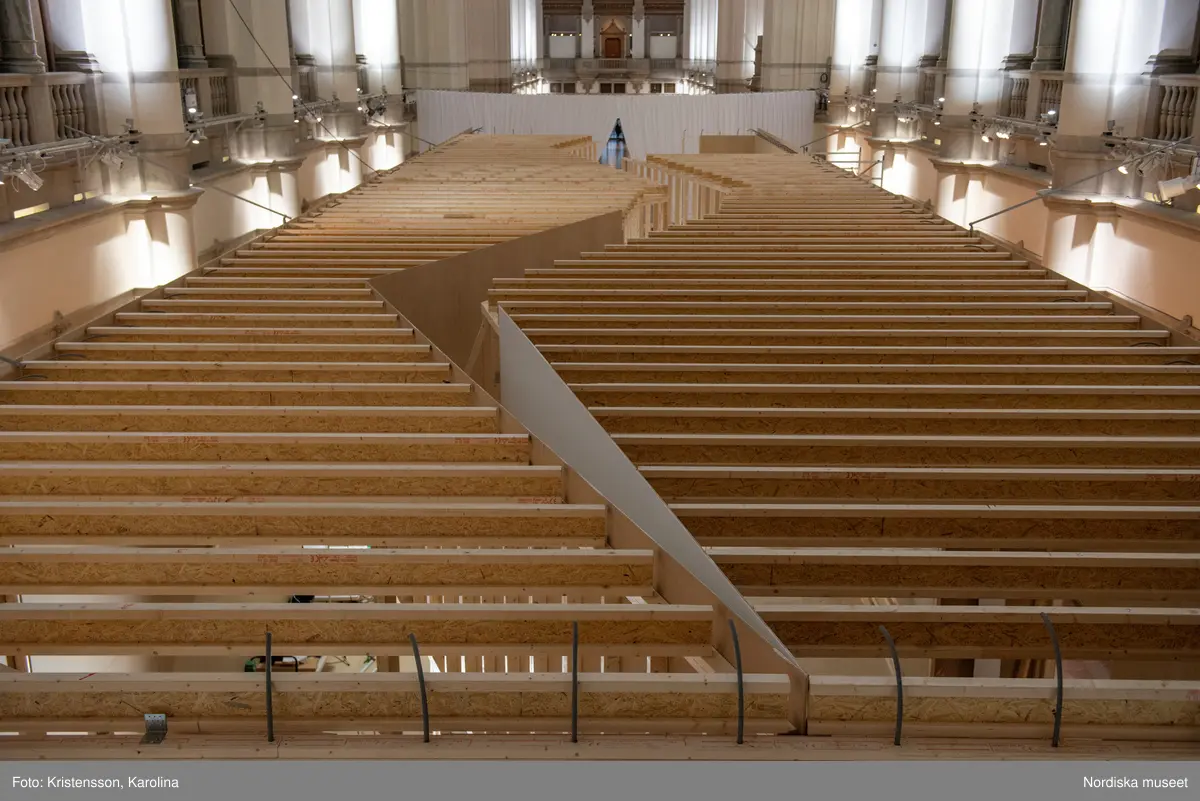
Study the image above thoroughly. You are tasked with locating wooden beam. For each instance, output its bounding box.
[0,603,715,656]
[754,603,1200,661]
[0,671,791,735]
[0,547,655,595]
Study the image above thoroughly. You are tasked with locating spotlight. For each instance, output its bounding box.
[938,97,945,103]
[14,162,43,191]
[99,149,124,169]
[1159,171,1200,200]
[188,130,207,145]
[1047,109,1057,116]
[292,94,299,101]
[980,125,991,143]
[848,104,857,112]
[1117,161,1131,175]
[932,116,941,126]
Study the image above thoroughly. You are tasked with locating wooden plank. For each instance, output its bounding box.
[0,602,715,655]
[0,547,655,595]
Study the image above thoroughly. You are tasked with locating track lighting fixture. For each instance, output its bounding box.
[1158,169,1200,200]
[12,161,43,191]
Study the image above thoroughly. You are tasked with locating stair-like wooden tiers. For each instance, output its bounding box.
[498,150,1200,730]
[0,137,780,744]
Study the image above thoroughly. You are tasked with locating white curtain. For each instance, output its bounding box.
[414,89,816,156]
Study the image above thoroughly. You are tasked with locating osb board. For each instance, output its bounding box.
[716,561,1199,600]
[619,443,1198,468]
[0,410,500,434]
[569,387,1200,411]
[0,690,788,723]
[595,413,1200,437]
[51,346,431,363]
[648,475,1200,503]
[0,554,653,591]
[0,509,602,546]
[29,366,450,383]
[808,696,1200,727]
[765,620,1197,661]
[0,388,472,407]
[0,440,529,464]
[679,512,1198,551]
[0,474,561,499]
[556,368,1196,387]
[0,618,711,650]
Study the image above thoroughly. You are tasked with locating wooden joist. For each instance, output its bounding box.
[0,602,715,655]
[753,602,1200,661]
[0,547,655,595]
[708,548,1200,602]
[0,500,606,546]
[0,672,793,736]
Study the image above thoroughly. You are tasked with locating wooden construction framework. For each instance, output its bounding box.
[1,137,1198,758]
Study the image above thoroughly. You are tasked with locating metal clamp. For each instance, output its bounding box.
[570,621,579,744]
[1040,612,1063,748]
[264,631,274,743]
[140,713,167,745]
[728,619,744,745]
[409,633,430,742]
[879,625,903,746]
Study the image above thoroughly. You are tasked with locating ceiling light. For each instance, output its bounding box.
[1158,172,1200,200]
[292,94,299,100]
[848,104,857,112]
[938,97,945,103]
[1117,161,1131,175]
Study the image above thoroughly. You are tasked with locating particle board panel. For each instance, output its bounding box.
[0,406,501,434]
[0,547,655,595]
[0,501,604,546]
[754,603,1200,661]
[672,500,1200,546]
[708,548,1200,603]
[0,603,715,655]
[0,433,530,464]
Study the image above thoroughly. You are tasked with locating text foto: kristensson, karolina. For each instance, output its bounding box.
[13,776,181,789]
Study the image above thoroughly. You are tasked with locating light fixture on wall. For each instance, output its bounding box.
[980,125,992,143]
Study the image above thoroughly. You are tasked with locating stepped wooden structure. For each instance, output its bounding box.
[0,138,1197,759]
[494,152,1200,744]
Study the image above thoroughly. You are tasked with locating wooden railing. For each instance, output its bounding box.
[1151,78,1199,141]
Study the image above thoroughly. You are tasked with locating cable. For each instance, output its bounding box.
[224,0,381,180]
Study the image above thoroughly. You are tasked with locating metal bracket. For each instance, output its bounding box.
[140,713,167,745]
[728,619,744,745]
[879,625,903,746]
[570,621,579,744]
[1040,612,1063,747]
[264,631,275,743]
[409,633,430,742]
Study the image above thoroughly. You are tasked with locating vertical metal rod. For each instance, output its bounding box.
[571,621,579,743]
[879,625,903,746]
[728,619,744,745]
[409,633,430,743]
[1040,612,1064,747]
[264,631,274,743]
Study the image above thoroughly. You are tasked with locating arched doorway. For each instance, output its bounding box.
[599,20,626,58]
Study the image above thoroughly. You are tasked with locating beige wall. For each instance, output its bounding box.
[1,131,409,356]
[371,211,627,370]
[829,130,1200,326]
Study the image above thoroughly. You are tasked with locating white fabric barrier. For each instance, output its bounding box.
[415,89,815,155]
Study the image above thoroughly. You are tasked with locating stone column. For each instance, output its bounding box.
[876,0,943,102]
[581,0,595,58]
[716,0,764,92]
[684,0,718,63]
[172,0,208,68]
[353,0,403,94]
[762,0,835,92]
[0,0,46,73]
[632,0,646,58]
[202,0,296,159]
[1030,0,1071,71]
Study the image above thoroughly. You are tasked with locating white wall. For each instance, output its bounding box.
[415,89,816,155]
